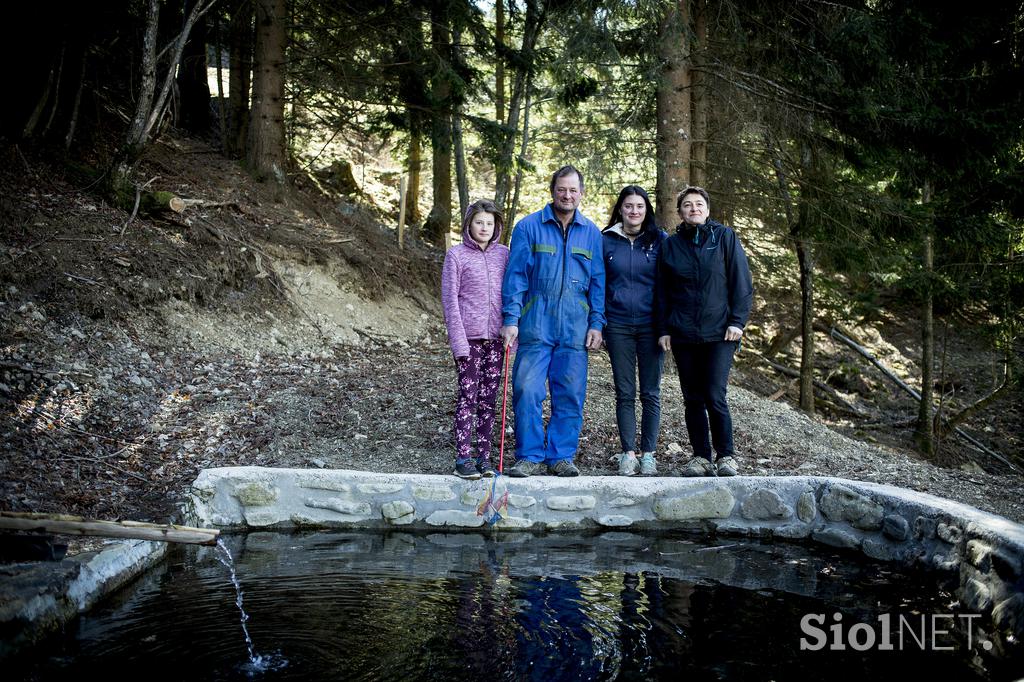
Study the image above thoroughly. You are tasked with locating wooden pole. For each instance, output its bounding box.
[0,512,221,546]
[397,175,408,249]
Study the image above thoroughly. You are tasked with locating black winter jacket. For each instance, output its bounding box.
[601,223,668,327]
[657,219,753,343]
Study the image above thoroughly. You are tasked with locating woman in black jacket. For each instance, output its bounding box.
[602,185,668,476]
[657,187,753,476]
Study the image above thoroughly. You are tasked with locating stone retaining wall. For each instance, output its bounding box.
[185,466,1024,652]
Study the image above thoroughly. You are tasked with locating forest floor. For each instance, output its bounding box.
[2,133,1023,542]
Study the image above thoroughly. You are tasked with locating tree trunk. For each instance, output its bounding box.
[214,13,227,147]
[228,0,253,157]
[452,27,468,222]
[423,1,454,246]
[915,216,936,456]
[177,1,210,133]
[453,109,469,223]
[769,137,815,414]
[109,0,212,202]
[690,0,707,187]
[408,116,423,226]
[795,226,815,414]
[495,0,544,216]
[508,72,534,234]
[108,0,160,202]
[495,0,505,124]
[656,0,691,230]
[63,47,87,151]
[247,0,287,183]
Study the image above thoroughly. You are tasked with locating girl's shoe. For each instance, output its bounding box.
[454,460,482,479]
[477,459,496,477]
[639,452,658,476]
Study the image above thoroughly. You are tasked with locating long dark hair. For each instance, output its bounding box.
[606,185,657,232]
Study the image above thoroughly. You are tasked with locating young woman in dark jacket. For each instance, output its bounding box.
[657,186,753,477]
[602,185,668,476]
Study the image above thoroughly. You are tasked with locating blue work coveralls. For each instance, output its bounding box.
[502,203,606,463]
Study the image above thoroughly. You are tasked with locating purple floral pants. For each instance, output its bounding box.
[454,339,505,463]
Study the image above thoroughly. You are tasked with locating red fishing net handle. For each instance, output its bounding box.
[498,348,511,474]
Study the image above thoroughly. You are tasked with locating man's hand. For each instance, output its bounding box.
[658,335,671,351]
[725,326,743,342]
[501,325,519,349]
[585,329,603,350]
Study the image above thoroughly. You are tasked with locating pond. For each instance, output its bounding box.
[8,531,1015,680]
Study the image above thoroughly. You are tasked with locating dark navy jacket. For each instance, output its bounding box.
[601,223,667,327]
[657,219,753,343]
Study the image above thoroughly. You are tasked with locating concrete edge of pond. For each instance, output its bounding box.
[184,466,1024,654]
[0,538,166,659]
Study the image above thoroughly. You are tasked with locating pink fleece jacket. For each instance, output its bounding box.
[441,221,509,359]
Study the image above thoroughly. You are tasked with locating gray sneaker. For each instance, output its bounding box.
[716,456,739,477]
[617,452,639,476]
[682,456,716,477]
[548,459,580,477]
[509,459,544,478]
[639,452,658,476]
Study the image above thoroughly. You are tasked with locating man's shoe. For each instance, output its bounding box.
[681,456,716,477]
[548,459,580,477]
[639,452,658,476]
[454,460,482,479]
[477,459,496,477]
[509,459,544,478]
[716,456,739,477]
[616,452,639,476]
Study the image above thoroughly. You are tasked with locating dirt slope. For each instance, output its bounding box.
[2,136,1022,527]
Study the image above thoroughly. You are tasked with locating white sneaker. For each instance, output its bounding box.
[616,452,639,476]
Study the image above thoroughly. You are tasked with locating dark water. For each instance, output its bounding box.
[8,531,1017,681]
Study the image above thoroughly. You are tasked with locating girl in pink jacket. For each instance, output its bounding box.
[441,199,509,479]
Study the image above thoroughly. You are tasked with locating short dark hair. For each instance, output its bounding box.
[676,186,710,211]
[606,185,657,232]
[549,165,584,196]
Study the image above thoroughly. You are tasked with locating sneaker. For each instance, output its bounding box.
[548,459,580,477]
[477,459,496,477]
[616,452,639,476]
[509,458,544,478]
[454,460,481,479]
[716,456,739,477]
[639,452,658,476]
[682,456,716,477]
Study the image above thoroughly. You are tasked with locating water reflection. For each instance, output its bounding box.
[8,531,1016,681]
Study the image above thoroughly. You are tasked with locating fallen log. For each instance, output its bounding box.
[140,190,186,214]
[753,352,871,418]
[824,326,1020,473]
[0,512,220,546]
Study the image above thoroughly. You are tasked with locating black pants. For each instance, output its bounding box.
[605,323,664,453]
[671,339,737,461]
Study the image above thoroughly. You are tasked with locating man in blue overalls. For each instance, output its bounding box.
[500,165,606,477]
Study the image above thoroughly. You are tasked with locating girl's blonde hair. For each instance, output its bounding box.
[462,199,505,242]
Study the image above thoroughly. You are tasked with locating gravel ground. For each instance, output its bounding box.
[3,300,1022,528]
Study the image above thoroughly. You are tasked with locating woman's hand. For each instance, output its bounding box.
[725,326,743,342]
[658,335,671,351]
